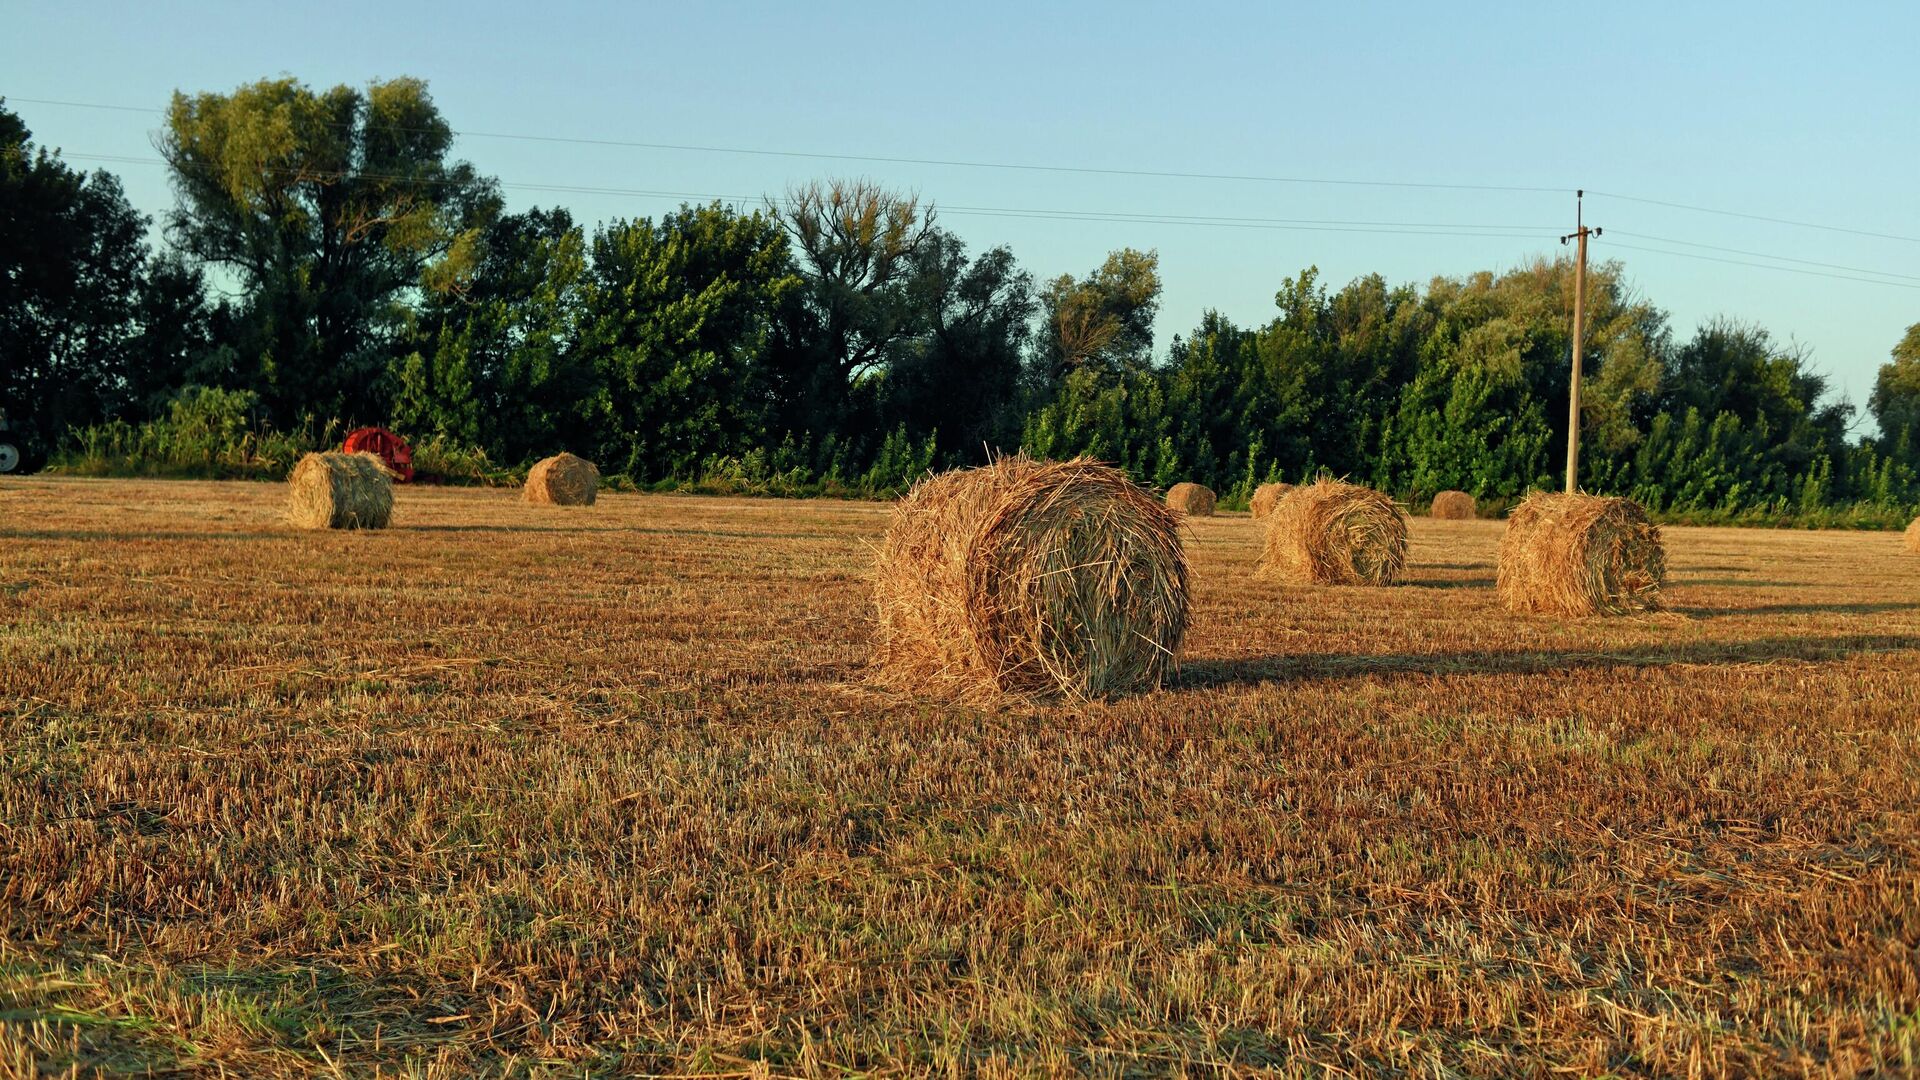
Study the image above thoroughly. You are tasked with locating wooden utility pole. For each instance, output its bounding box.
[1561,191,1601,494]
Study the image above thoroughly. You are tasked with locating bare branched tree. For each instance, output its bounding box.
[777,179,937,380]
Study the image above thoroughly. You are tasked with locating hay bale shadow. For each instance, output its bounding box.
[1179,633,1920,688]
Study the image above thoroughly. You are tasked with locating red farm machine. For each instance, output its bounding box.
[342,426,415,482]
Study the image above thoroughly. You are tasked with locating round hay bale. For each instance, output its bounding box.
[1430,490,1477,520]
[524,453,599,506]
[1165,482,1216,516]
[287,451,393,530]
[1905,517,1920,553]
[873,456,1190,700]
[1249,482,1293,520]
[1497,491,1665,616]
[1259,479,1407,586]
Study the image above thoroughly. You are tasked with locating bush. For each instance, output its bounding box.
[55,387,333,479]
[409,434,516,486]
[51,387,505,484]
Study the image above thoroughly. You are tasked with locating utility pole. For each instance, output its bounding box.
[1561,191,1601,494]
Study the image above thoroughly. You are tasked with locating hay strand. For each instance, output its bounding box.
[1259,479,1407,586]
[1165,482,1216,516]
[287,452,393,530]
[1249,482,1293,520]
[873,456,1190,701]
[524,453,599,506]
[1430,490,1477,520]
[1497,491,1666,616]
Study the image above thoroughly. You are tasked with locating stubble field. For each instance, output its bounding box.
[2,477,1918,1077]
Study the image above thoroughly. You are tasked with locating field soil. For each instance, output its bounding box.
[3,478,1918,1076]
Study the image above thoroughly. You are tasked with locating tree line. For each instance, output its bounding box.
[4,79,1918,522]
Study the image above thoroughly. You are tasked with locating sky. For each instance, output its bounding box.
[5,0,1917,427]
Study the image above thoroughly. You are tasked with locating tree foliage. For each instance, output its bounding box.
[392,207,587,462]
[576,203,799,478]
[1870,322,1920,461]
[0,103,207,455]
[159,77,499,422]
[1039,248,1161,377]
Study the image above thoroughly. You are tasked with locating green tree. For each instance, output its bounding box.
[1044,247,1159,374]
[123,254,218,415]
[576,203,800,479]
[768,179,935,440]
[1659,319,1849,493]
[1163,311,1253,487]
[1323,273,1430,477]
[881,231,1035,462]
[1418,257,1666,482]
[1,103,208,458]
[1869,322,1920,462]
[160,76,499,423]
[1394,318,1554,497]
[1036,248,1161,380]
[391,207,588,462]
[1239,270,1333,480]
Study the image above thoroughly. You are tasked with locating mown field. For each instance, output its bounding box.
[2,477,1918,1078]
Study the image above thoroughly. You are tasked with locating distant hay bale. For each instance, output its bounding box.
[524,453,599,506]
[1907,517,1920,553]
[1259,479,1407,586]
[1430,490,1477,520]
[873,456,1190,700]
[1250,482,1293,520]
[1165,482,1216,516]
[1497,491,1666,616]
[287,451,393,530]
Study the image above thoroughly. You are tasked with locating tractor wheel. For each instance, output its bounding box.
[0,435,22,475]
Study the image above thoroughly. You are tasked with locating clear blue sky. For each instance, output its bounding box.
[6,1,1916,426]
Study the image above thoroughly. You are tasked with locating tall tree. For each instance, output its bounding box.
[160,76,499,423]
[0,103,207,459]
[881,231,1035,461]
[1614,319,1851,506]
[1037,248,1161,378]
[1240,269,1334,479]
[576,203,800,478]
[1164,311,1254,485]
[1869,322,1920,462]
[1661,320,1849,456]
[391,207,588,462]
[1392,317,1555,497]
[769,179,935,439]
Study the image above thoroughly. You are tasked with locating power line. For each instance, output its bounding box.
[463,134,1566,195]
[4,96,157,115]
[45,147,1920,288]
[1588,190,1920,246]
[59,152,1564,241]
[61,150,1920,283]
[6,94,1564,195]
[1609,229,1920,284]
[1604,239,1920,290]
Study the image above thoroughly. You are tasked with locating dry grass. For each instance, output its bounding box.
[3,477,1920,1077]
[1164,482,1216,516]
[1430,489,1477,520]
[285,451,393,530]
[523,453,598,507]
[1499,491,1667,616]
[872,457,1187,701]
[1260,478,1408,586]
[1907,517,1919,553]
[1249,481,1292,520]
